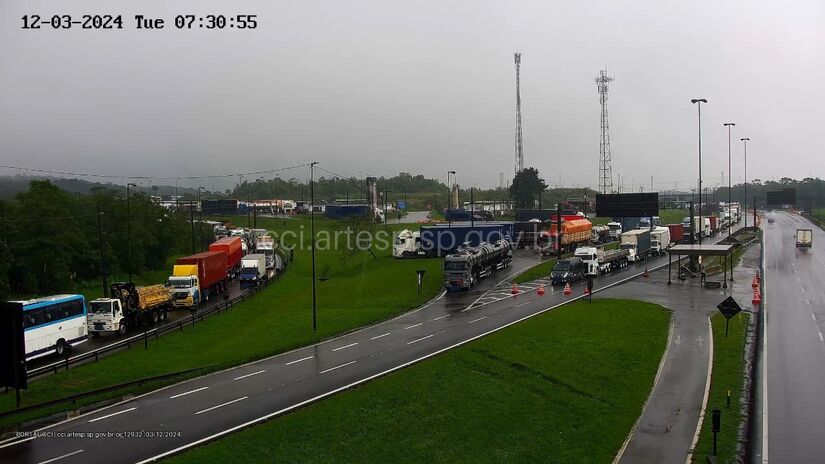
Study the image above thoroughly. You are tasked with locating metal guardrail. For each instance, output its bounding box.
[23,274,281,381]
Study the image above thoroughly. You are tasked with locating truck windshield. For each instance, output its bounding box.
[90,301,113,314]
[608,224,620,231]
[168,277,193,289]
[553,262,571,271]
[444,261,466,271]
[620,243,634,251]
[394,236,405,245]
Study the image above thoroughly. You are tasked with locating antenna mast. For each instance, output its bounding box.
[596,69,615,193]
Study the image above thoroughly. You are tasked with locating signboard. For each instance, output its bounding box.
[595,193,659,218]
[0,302,27,390]
[766,188,796,206]
[397,200,406,210]
[717,296,743,319]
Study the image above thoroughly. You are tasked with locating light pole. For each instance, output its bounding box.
[197,187,206,252]
[447,170,456,209]
[310,162,318,332]
[723,122,736,238]
[126,182,137,282]
[741,137,750,227]
[691,99,707,245]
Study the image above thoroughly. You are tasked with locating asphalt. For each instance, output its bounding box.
[764,211,825,463]
[0,248,674,464]
[385,210,431,224]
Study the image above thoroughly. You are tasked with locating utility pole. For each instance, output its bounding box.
[190,201,195,254]
[514,52,524,175]
[97,203,108,296]
[596,69,615,193]
[724,122,736,238]
[741,137,750,227]
[310,161,318,332]
[198,187,205,252]
[126,182,137,282]
[691,98,708,245]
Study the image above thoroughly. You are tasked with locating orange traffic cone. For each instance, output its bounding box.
[752,277,759,288]
[537,285,545,296]
[563,282,572,295]
[583,286,590,296]
[752,291,761,305]
[511,284,520,295]
[756,271,761,283]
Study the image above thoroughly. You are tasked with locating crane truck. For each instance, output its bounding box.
[87,283,172,336]
[443,240,512,291]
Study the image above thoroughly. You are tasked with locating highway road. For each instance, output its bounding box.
[764,211,825,462]
[0,250,674,464]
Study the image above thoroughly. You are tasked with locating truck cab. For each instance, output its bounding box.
[574,247,603,276]
[168,269,201,308]
[550,258,586,285]
[607,222,622,240]
[393,229,422,258]
[88,298,128,336]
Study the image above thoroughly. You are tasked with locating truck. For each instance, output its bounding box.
[666,223,684,245]
[591,224,611,244]
[209,236,243,278]
[574,246,630,276]
[707,216,719,234]
[168,251,228,308]
[420,223,514,257]
[256,235,276,269]
[88,283,172,336]
[682,216,704,242]
[239,254,267,285]
[650,226,671,256]
[550,257,587,285]
[393,229,424,258]
[443,240,512,291]
[607,222,622,240]
[538,218,593,255]
[324,204,371,220]
[639,216,661,229]
[619,229,652,263]
[796,229,812,248]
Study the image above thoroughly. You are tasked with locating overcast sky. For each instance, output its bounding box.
[1,0,823,192]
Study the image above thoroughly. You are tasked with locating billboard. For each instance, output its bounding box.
[595,193,659,218]
[766,188,796,206]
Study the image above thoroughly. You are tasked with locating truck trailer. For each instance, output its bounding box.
[619,229,652,263]
[209,236,243,278]
[420,223,514,257]
[168,251,228,308]
[574,246,630,276]
[796,229,812,248]
[88,283,172,336]
[666,224,684,245]
[538,218,593,255]
[650,227,672,256]
[443,240,512,291]
[240,254,267,285]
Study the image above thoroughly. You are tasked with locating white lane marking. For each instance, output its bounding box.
[37,449,85,464]
[137,258,674,464]
[286,355,314,365]
[370,332,391,340]
[812,314,817,321]
[195,396,248,415]
[469,316,488,324]
[801,286,806,293]
[807,300,812,305]
[433,315,449,321]
[686,317,714,464]
[819,332,824,342]
[515,301,530,308]
[319,360,357,374]
[405,323,423,330]
[169,386,209,399]
[88,407,137,423]
[331,342,358,352]
[407,334,434,345]
[233,370,266,381]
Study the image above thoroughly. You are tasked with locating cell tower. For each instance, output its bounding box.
[596,69,614,193]
[514,52,524,175]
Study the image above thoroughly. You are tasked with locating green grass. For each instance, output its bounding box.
[512,258,556,284]
[589,209,687,228]
[0,216,445,426]
[167,299,670,464]
[692,312,750,463]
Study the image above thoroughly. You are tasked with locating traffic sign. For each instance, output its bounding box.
[717,296,742,319]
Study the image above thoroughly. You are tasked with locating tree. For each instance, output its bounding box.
[509,168,548,208]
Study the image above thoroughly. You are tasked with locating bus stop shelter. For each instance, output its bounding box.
[667,244,736,287]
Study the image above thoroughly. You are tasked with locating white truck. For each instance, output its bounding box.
[574,246,630,276]
[393,229,424,258]
[256,235,276,269]
[88,283,172,336]
[650,226,672,256]
[796,229,812,248]
[240,254,267,285]
[681,216,706,242]
[620,229,652,263]
[607,222,622,240]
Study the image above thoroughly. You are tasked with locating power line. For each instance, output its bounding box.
[0,162,312,181]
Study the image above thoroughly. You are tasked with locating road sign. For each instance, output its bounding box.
[717,296,743,319]
[397,200,406,210]
[416,269,426,294]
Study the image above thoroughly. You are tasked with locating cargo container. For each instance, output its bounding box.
[650,226,671,256]
[324,204,370,219]
[168,251,227,308]
[666,224,684,245]
[707,216,719,234]
[619,229,651,262]
[240,254,267,285]
[201,199,239,215]
[209,236,243,278]
[420,222,514,257]
[513,220,546,248]
[796,229,812,248]
[538,218,593,255]
[514,209,583,222]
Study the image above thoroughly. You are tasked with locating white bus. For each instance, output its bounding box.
[17,294,89,360]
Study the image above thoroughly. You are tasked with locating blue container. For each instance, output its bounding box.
[324,205,370,219]
[420,222,514,257]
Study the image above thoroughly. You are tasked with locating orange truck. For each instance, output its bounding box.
[539,218,593,255]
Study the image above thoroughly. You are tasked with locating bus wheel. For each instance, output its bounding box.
[55,339,68,356]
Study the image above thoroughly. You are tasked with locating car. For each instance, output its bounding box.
[550,257,587,285]
[768,217,775,223]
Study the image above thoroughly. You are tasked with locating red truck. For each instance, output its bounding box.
[168,251,228,308]
[707,216,719,234]
[666,224,684,245]
[209,236,243,278]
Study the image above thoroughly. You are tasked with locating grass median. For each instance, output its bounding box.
[692,312,750,463]
[0,217,445,427]
[167,299,670,464]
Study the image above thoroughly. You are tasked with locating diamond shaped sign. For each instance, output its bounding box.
[717,296,743,320]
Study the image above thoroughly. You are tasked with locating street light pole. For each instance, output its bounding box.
[310,161,318,332]
[724,122,736,238]
[126,182,137,282]
[447,170,455,210]
[691,99,707,245]
[741,137,750,227]
[197,187,205,252]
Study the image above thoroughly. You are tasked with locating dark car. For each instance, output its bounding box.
[768,217,775,223]
[550,258,586,285]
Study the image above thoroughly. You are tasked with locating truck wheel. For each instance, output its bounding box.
[55,339,68,356]
[118,322,127,336]
[151,311,159,325]
[161,309,168,321]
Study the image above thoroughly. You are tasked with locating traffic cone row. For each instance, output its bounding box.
[563,282,572,296]
[752,285,762,305]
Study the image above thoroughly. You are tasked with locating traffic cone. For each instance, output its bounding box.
[511,284,519,295]
[752,291,761,305]
[583,286,590,296]
[537,285,545,296]
[563,282,572,295]
[755,271,761,283]
[752,276,759,288]
[643,267,650,278]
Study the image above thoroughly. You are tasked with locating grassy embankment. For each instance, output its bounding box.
[692,312,750,463]
[168,299,670,464]
[0,217,444,427]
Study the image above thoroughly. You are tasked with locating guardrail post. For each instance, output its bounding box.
[64,355,69,371]
[95,351,99,363]
[144,330,148,349]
